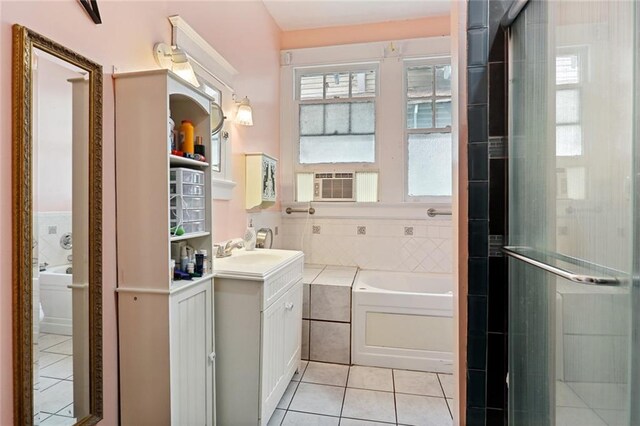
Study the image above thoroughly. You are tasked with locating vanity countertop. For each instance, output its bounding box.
[213,248,304,281]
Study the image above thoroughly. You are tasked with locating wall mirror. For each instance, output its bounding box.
[12,25,103,425]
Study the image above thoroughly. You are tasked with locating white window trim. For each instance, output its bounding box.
[403,57,453,203]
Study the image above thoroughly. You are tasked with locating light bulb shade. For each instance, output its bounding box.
[236,97,253,126]
[171,60,200,87]
[152,43,200,88]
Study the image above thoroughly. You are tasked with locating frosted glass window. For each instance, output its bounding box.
[300,135,375,164]
[356,172,378,202]
[435,65,452,96]
[556,89,580,124]
[351,71,376,98]
[325,73,350,99]
[300,104,324,135]
[351,103,375,134]
[325,104,350,134]
[556,125,582,156]
[296,173,314,202]
[435,99,452,128]
[407,66,433,97]
[556,55,580,85]
[408,133,452,196]
[407,101,432,129]
[300,74,324,100]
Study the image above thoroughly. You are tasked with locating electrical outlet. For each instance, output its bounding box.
[404,226,414,236]
[357,226,366,235]
[312,225,321,234]
[48,226,57,235]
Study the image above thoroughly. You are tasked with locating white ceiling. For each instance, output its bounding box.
[262,0,451,31]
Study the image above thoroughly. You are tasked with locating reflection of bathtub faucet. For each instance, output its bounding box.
[67,254,73,262]
[39,262,49,272]
[60,232,72,250]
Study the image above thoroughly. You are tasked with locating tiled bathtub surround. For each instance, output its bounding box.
[281,218,452,273]
[36,212,73,267]
[302,265,357,365]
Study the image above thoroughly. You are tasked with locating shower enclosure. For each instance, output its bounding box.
[505,0,638,424]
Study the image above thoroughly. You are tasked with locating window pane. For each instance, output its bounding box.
[435,65,452,96]
[356,172,378,202]
[351,102,375,134]
[556,124,582,156]
[556,89,579,124]
[300,104,324,135]
[325,103,350,134]
[408,133,452,196]
[325,72,350,98]
[300,135,375,164]
[407,66,433,97]
[351,71,376,97]
[556,54,580,85]
[300,74,324,100]
[435,99,452,128]
[407,101,432,129]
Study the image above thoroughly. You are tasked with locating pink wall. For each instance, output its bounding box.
[280,15,450,49]
[0,1,281,424]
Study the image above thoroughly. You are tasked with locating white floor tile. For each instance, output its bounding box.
[556,407,607,426]
[55,402,74,418]
[342,388,396,424]
[293,361,309,382]
[40,414,76,426]
[339,418,395,425]
[39,352,66,369]
[43,339,73,356]
[556,381,587,408]
[394,369,443,397]
[39,334,71,351]
[437,374,455,399]
[267,409,286,426]
[567,382,627,410]
[282,411,339,426]
[277,381,299,410]
[348,366,393,392]
[289,382,345,417]
[39,377,61,392]
[40,380,73,415]
[302,362,349,387]
[40,356,73,380]
[396,394,452,426]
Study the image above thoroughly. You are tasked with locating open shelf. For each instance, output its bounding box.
[170,273,215,293]
[170,231,210,242]
[170,154,209,167]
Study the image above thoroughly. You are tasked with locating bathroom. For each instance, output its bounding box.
[3,1,639,426]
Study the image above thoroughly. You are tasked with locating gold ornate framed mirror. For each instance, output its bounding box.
[12,24,102,425]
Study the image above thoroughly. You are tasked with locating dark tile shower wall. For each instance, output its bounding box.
[466,0,510,425]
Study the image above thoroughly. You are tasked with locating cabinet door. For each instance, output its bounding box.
[261,294,286,421]
[170,280,214,426]
[283,281,303,374]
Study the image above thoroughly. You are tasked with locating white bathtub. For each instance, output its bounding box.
[39,264,73,335]
[352,270,453,373]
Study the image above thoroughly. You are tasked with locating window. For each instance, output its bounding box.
[296,67,377,164]
[405,60,452,198]
[555,51,583,156]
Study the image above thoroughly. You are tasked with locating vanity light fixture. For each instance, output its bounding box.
[233,94,254,126]
[153,42,200,87]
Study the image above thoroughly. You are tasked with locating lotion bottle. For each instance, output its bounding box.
[244,219,257,251]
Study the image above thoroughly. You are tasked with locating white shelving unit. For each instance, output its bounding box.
[114,69,216,425]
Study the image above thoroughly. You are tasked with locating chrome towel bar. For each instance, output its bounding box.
[285,207,315,215]
[502,246,621,285]
[427,208,452,217]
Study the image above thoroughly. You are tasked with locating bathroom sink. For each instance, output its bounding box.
[214,248,303,279]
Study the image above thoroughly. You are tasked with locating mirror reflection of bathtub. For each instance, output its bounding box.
[39,264,73,336]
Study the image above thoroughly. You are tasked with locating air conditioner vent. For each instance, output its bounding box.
[313,172,355,201]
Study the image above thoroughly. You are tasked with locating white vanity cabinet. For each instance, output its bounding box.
[114,70,216,425]
[214,250,304,425]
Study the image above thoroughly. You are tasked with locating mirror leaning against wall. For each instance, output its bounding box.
[12,25,103,425]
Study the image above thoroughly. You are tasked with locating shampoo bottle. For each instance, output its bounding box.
[244,219,257,251]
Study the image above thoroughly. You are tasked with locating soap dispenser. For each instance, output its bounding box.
[244,219,257,251]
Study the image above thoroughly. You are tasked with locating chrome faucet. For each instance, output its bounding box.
[216,239,245,258]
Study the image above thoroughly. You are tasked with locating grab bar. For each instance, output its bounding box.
[427,208,452,217]
[502,246,621,285]
[286,207,315,215]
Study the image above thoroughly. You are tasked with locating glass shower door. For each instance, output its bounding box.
[507,0,637,425]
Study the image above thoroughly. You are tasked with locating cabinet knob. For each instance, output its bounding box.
[285,302,294,311]
[208,352,216,362]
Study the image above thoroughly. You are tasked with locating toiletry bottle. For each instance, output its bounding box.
[180,120,195,154]
[170,259,175,281]
[195,253,204,275]
[244,219,257,251]
[180,246,189,271]
[200,249,209,274]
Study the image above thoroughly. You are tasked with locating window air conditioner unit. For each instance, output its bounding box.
[314,173,355,201]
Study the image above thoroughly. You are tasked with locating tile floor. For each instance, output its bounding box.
[269,362,454,426]
[556,380,628,426]
[36,333,76,426]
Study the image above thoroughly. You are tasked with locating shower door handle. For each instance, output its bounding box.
[502,246,622,285]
